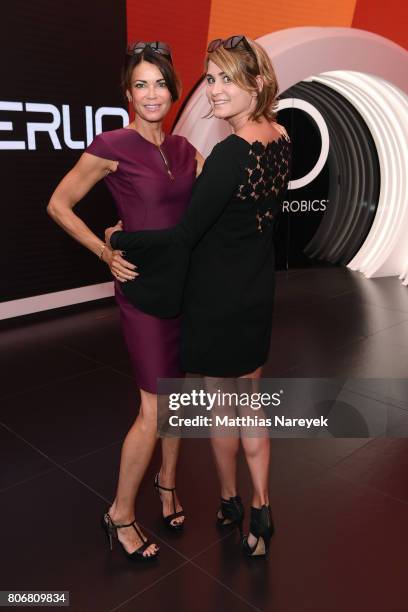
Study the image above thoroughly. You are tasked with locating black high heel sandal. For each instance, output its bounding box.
[216,495,244,537]
[154,473,185,531]
[101,512,159,561]
[242,505,274,558]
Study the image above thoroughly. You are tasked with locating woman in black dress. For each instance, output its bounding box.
[105,35,291,558]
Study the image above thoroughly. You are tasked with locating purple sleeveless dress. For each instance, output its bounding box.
[85,128,197,392]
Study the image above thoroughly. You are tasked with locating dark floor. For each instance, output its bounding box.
[1,267,408,612]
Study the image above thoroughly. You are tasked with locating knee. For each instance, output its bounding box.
[138,404,156,423]
[211,437,239,455]
[139,391,157,417]
[135,402,157,432]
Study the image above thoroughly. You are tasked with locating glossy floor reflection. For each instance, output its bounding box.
[1,267,408,611]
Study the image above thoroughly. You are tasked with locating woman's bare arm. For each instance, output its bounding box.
[47,153,137,280]
[47,153,117,256]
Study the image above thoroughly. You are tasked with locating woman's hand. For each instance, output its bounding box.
[105,220,123,248]
[102,246,138,282]
[103,221,138,282]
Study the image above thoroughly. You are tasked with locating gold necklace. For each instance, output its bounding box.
[156,144,175,180]
[130,125,174,180]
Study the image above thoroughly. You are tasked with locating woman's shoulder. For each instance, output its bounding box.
[166,133,196,153]
[87,127,132,149]
[85,128,132,159]
[207,134,252,165]
[92,127,135,145]
[199,135,249,179]
[210,134,247,155]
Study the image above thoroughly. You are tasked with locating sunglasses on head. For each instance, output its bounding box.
[127,41,173,63]
[207,35,253,54]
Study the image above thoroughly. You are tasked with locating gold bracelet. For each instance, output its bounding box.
[98,244,107,260]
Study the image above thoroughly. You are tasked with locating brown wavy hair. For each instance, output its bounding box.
[205,37,279,122]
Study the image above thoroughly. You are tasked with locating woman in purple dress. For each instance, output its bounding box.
[46,41,202,560]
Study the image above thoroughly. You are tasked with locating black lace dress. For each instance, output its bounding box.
[110,131,292,376]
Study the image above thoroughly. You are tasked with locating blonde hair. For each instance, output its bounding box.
[205,37,279,122]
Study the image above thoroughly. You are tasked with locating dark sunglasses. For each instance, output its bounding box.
[127,41,173,63]
[207,35,253,55]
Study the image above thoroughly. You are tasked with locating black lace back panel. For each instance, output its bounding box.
[236,133,291,232]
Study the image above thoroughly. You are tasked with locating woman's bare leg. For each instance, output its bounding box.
[206,377,240,517]
[108,389,159,557]
[239,367,270,547]
[211,436,240,501]
[158,436,185,526]
[240,437,270,506]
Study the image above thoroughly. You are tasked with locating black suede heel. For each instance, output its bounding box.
[242,505,274,558]
[216,495,244,537]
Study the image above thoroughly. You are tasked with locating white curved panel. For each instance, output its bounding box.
[278,99,330,190]
[314,72,408,281]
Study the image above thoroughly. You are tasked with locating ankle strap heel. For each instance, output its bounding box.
[101,512,159,561]
[216,495,244,536]
[154,473,185,531]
